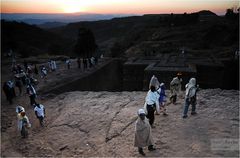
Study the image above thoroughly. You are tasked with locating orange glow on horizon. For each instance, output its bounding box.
[1,0,239,15]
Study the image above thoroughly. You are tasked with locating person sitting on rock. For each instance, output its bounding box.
[157,83,167,116]
[170,72,182,104]
[134,108,156,156]
[144,85,160,128]
[182,78,199,118]
[34,103,45,127]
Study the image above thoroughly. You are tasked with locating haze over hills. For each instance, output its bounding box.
[1,13,136,25]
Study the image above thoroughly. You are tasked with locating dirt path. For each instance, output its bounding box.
[1,57,110,156]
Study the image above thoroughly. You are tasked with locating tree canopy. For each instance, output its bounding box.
[74,27,97,58]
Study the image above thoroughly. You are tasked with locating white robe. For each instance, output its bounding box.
[149,75,160,89]
[51,61,57,70]
[134,117,154,147]
[17,114,30,131]
[170,77,182,95]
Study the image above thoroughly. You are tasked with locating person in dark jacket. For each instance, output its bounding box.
[34,64,39,75]
[3,82,13,104]
[26,84,37,106]
[15,75,23,96]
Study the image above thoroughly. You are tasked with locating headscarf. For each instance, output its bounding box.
[189,78,196,86]
[138,109,146,116]
[185,78,197,98]
[149,75,160,89]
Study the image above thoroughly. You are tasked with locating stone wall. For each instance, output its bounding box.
[221,59,239,90]
[43,57,238,95]
[122,55,238,90]
[196,65,224,89]
[123,63,148,91]
[46,59,123,95]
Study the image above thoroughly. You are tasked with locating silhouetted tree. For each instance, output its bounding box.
[225,8,234,17]
[74,28,97,58]
[225,8,239,20]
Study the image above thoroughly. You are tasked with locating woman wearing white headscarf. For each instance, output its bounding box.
[134,109,156,156]
[182,78,199,118]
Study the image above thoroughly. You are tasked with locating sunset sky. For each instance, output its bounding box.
[1,0,239,15]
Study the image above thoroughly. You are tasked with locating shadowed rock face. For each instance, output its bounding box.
[3,89,239,157]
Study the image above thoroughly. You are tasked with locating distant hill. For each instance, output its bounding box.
[1,10,238,58]
[1,13,135,25]
[1,20,73,57]
[50,10,238,57]
[38,22,67,29]
[198,10,218,16]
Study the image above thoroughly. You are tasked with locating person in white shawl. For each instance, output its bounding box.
[16,106,25,131]
[17,111,31,138]
[182,78,199,118]
[134,109,156,156]
[51,60,57,71]
[149,75,160,90]
[16,105,25,114]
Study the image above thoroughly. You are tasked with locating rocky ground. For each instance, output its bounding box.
[1,58,239,157]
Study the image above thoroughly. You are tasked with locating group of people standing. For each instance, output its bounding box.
[134,73,199,156]
[3,62,38,105]
[76,57,98,70]
[3,56,101,105]
[3,60,48,138]
[3,56,102,139]
[65,57,99,70]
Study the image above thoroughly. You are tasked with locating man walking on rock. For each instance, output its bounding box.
[34,103,46,127]
[144,85,160,128]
